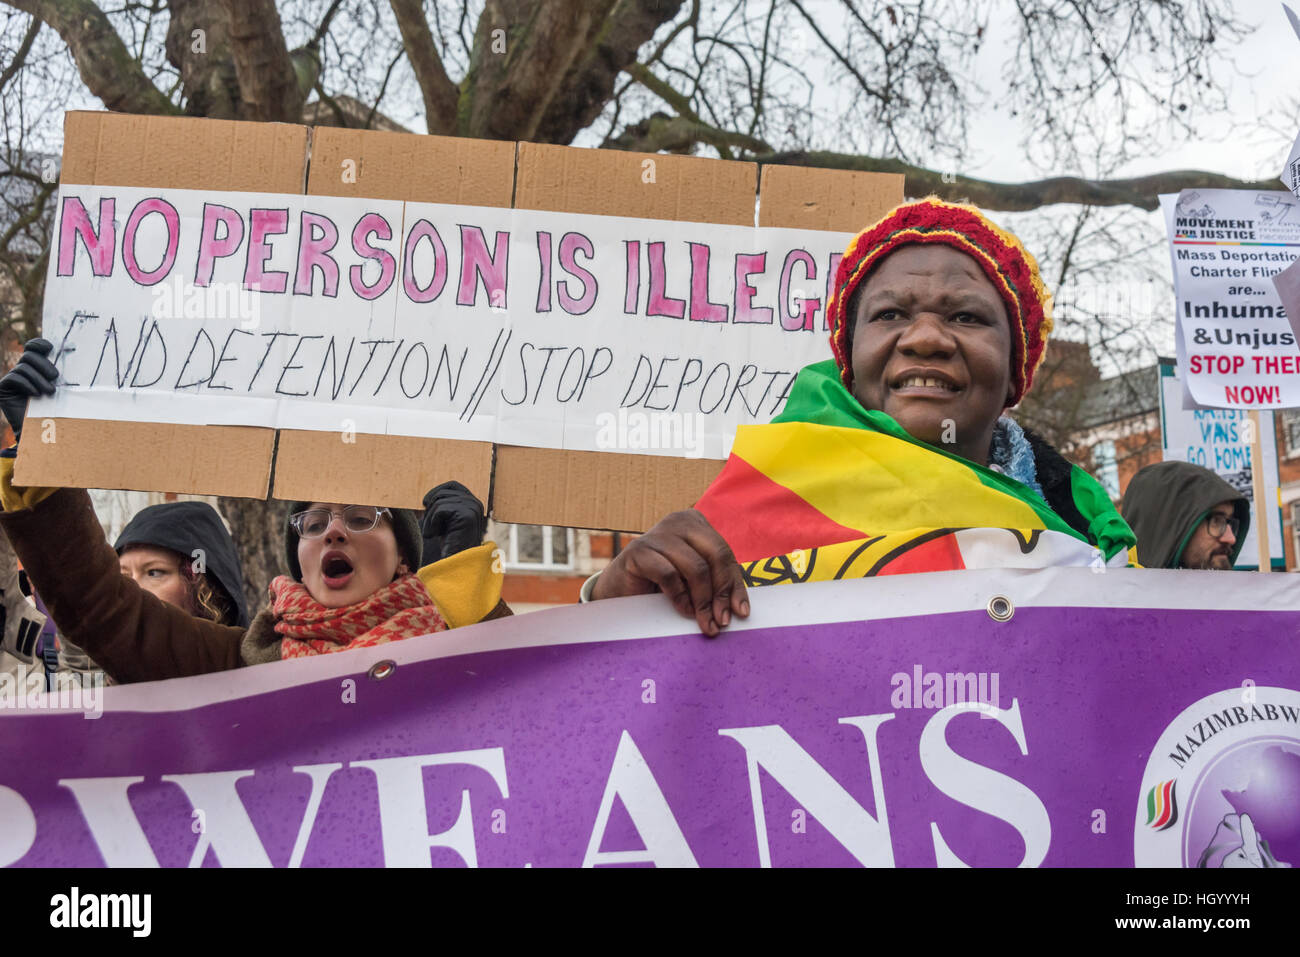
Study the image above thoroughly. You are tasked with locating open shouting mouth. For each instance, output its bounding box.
[321,550,355,588]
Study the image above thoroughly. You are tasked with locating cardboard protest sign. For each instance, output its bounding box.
[1162,188,1300,410]
[41,186,851,450]
[24,113,902,528]
[1,568,1296,867]
[1158,361,1283,569]
[15,113,308,499]
[496,150,902,529]
[1281,4,1300,198]
[1281,132,1300,200]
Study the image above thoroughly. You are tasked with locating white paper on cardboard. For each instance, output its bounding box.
[1163,188,1300,410]
[36,184,852,460]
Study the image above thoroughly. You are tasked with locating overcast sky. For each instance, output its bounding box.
[963,0,1298,183]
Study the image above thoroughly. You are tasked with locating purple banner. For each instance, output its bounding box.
[1,568,1297,867]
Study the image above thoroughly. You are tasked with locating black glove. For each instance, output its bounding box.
[420,481,488,564]
[0,338,58,454]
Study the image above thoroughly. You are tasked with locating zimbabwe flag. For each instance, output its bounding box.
[695,360,1137,585]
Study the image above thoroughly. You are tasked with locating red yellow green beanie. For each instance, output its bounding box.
[827,197,1053,407]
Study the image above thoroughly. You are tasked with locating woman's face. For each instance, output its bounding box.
[849,244,1014,466]
[297,503,406,608]
[119,545,196,613]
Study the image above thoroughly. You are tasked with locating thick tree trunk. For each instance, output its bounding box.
[462,0,683,143]
[217,496,287,618]
[218,0,303,122]
[165,0,240,119]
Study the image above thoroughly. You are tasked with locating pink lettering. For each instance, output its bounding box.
[195,204,245,287]
[779,249,819,331]
[824,253,842,330]
[557,232,597,315]
[457,225,509,308]
[349,213,396,301]
[624,240,640,314]
[294,211,340,297]
[646,242,685,319]
[243,208,290,293]
[402,220,448,303]
[689,243,727,322]
[733,252,772,324]
[122,198,180,286]
[57,196,115,278]
[536,231,552,312]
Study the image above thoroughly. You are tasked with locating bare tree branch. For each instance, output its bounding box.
[311,0,346,49]
[0,175,52,254]
[365,46,406,130]
[0,12,39,95]
[388,0,459,134]
[312,77,350,127]
[604,110,770,155]
[552,0,693,141]
[751,150,1276,211]
[6,0,178,114]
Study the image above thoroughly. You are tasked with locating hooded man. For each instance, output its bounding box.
[1121,461,1251,570]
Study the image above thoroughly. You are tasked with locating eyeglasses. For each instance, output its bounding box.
[290,506,390,539]
[1205,513,1241,538]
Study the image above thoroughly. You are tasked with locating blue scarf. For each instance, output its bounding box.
[988,416,1045,501]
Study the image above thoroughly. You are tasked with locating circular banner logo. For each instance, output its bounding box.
[1135,686,1300,867]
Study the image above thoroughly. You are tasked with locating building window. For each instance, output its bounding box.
[499,524,575,571]
[1284,410,1300,458]
[1094,440,1120,500]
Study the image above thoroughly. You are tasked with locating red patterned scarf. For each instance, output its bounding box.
[269,573,447,659]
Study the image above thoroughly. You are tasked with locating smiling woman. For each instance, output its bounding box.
[589,198,1140,635]
[845,245,1015,466]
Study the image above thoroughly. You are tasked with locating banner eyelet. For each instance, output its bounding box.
[368,659,397,681]
[987,596,1014,622]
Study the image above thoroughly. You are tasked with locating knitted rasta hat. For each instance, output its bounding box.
[827,197,1054,407]
[283,502,422,583]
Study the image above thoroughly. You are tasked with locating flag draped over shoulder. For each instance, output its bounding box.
[695,360,1138,585]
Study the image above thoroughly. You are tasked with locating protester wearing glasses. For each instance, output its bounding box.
[240,502,443,664]
[0,339,510,684]
[1122,461,1250,570]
